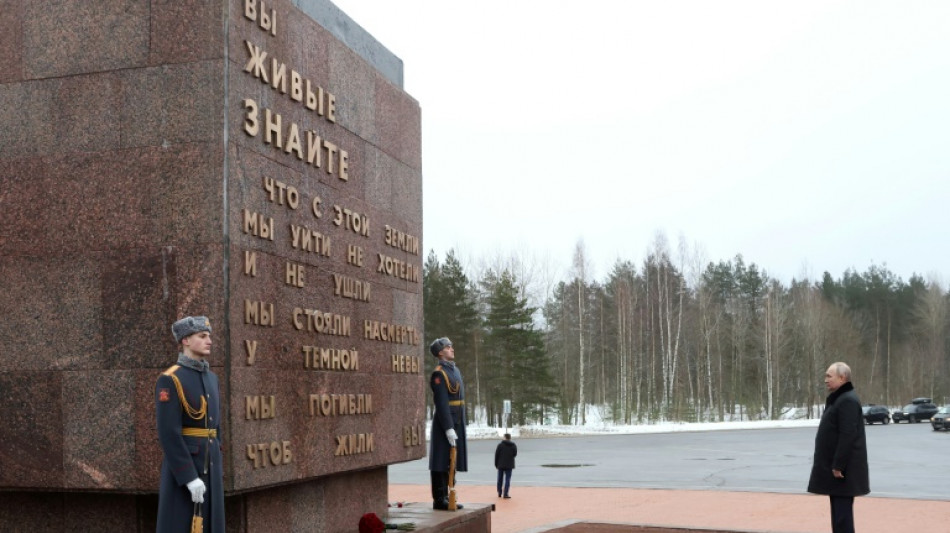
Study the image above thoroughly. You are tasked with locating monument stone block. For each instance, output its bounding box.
[0,0,427,530]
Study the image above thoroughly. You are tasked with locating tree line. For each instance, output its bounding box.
[422,240,949,426]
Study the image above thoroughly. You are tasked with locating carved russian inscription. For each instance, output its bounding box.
[235,0,422,483]
[247,441,293,468]
[302,346,359,371]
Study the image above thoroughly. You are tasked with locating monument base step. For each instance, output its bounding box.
[385,502,492,533]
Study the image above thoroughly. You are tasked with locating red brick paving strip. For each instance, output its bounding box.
[389,483,950,533]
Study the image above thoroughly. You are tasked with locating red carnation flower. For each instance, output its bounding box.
[359,512,385,533]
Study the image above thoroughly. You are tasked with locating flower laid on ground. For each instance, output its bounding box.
[359,513,385,533]
[360,511,415,531]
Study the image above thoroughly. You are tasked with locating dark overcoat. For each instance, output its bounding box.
[429,360,468,473]
[155,361,225,533]
[807,381,870,497]
[494,440,517,470]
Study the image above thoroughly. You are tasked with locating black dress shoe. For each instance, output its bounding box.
[503,495,511,499]
[433,499,463,510]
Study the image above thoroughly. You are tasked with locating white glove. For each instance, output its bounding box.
[445,429,458,447]
[186,478,206,503]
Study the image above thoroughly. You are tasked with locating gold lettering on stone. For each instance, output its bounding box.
[290,224,330,256]
[263,176,299,209]
[334,433,374,456]
[333,273,370,302]
[332,205,369,236]
[247,440,292,468]
[243,209,274,241]
[301,346,359,371]
[384,225,420,255]
[308,394,373,416]
[347,245,363,267]
[242,42,337,124]
[241,98,345,175]
[285,262,305,287]
[391,354,421,374]
[245,340,258,365]
[244,250,257,277]
[245,300,276,327]
[403,425,423,447]
[243,0,277,37]
[245,395,276,420]
[363,320,420,346]
[292,309,351,336]
[376,253,420,283]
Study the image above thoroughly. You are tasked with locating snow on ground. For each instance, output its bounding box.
[453,406,822,440]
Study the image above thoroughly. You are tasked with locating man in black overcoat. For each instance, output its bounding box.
[428,336,467,510]
[807,361,869,533]
[155,316,225,533]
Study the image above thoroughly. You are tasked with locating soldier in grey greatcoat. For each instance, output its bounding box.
[807,362,869,533]
[155,316,225,533]
[428,337,467,510]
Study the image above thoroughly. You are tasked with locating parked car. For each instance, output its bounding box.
[892,399,938,423]
[862,405,890,424]
[932,406,950,430]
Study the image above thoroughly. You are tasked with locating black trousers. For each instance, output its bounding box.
[829,495,855,533]
[430,471,449,502]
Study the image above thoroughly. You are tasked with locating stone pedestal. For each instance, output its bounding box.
[0,0,426,531]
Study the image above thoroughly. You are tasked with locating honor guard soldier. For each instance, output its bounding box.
[156,316,225,532]
[428,337,467,510]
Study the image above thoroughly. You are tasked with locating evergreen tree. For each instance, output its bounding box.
[422,249,481,414]
[482,269,556,426]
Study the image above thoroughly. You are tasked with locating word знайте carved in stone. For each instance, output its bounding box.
[242,98,349,180]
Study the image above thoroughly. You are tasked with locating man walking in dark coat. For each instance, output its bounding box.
[428,337,467,511]
[807,362,869,533]
[156,316,225,533]
[494,433,517,498]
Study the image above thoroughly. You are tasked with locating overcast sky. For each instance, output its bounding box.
[331,1,949,287]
